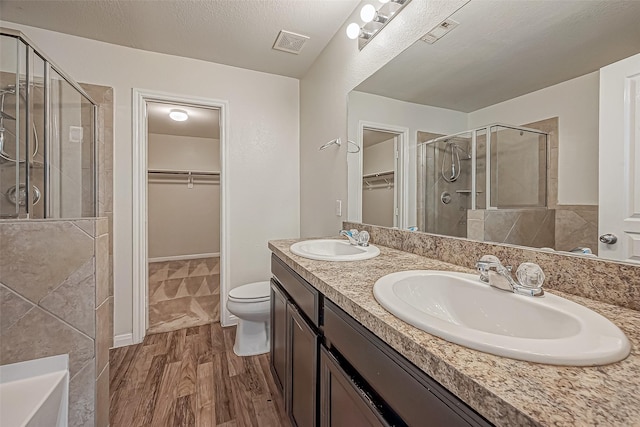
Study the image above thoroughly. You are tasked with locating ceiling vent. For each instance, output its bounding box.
[273,30,310,54]
[421,19,459,44]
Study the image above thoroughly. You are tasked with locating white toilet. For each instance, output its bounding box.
[226,281,271,356]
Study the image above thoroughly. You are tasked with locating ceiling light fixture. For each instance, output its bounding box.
[169,109,188,122]
[346,0,412,49]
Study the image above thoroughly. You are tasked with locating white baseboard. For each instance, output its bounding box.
[113,333,134,348]
[148,252,220,263]
[222,313,239,328]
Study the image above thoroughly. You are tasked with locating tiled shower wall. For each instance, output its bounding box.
[0,82,113,427]
[0,218,111,427]
[148,257,220,334]
[555,205,599,254]
[467,208,556,249]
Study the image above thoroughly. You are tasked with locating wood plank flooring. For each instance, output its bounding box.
[110,323,291,427]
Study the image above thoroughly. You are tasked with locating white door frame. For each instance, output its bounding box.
[598,53,640,263]
[356,120,410,228]
[132,88,231,344]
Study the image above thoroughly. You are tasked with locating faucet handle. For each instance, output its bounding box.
[516,262,545,289]
[357,230,370,247]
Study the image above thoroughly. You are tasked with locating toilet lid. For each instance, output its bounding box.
[229,281,270,301]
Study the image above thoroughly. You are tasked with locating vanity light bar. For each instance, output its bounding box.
[420,18,459,44]
[346,0,412,50]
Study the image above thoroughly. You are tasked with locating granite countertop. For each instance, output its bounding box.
[268,238,640,427]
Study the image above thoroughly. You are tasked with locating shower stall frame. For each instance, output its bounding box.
[1,27,98,219]
[423,122,549,212]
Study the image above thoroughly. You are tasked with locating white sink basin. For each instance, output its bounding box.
[373,270,631,366]
[290,239,380,261]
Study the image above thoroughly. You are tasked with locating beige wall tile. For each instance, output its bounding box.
[0,284,34,335]
[1,306,94,376]
[0,221,93,303]
[95,298,110,374]
[69,359,95,427]
[96,217,108,236]
[73,220,96,237]
[95,234,109,306]
[40,258,96,337]
[96,364,110,427]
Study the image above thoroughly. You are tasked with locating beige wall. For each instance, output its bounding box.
[300,0,468,237]
[468,71,599,206]
[148,133,220,171]
[362,138,395,227]
[148,134,220,258]
[1,21,301,338]
[363,138,394,175]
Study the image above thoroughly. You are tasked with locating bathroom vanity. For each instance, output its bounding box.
[269,238,640,427]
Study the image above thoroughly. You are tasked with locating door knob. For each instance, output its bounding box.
[599,234,618,244]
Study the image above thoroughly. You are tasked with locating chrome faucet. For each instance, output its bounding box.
[340,229,358,245]
[339,229,370,247]
[475,255,545,297]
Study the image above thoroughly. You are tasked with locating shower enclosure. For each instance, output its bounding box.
[0,28,96,219]
[419,123,548,240]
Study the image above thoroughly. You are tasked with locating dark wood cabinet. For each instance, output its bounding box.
[270,280,288,392]
[270,253,493,427]
[319,347,390,427]
[288,303,318,427]
[271,255,320,427]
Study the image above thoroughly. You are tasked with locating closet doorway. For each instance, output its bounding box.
[145,102,221,334]
[354,122,409,229]
[132,89,229,344]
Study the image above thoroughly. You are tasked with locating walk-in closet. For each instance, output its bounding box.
[146,102,221,334]
[362,129,398,227]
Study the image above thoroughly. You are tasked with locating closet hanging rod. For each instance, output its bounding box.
[148,169,220,176]
[362,170,394,179]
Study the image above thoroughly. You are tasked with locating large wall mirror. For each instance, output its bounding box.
[347,0,640,263]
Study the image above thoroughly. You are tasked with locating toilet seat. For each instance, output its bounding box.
[229,281,270,302]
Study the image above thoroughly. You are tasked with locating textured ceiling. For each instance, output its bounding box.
[147,102,219,139]
[0,0,360,78]
[355,0,640,112]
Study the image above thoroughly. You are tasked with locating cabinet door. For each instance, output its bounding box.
[270,280,288,394]
[320,347,390,427]
[287,303,318,427]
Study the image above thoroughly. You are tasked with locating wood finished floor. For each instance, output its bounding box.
[109,323,291,427]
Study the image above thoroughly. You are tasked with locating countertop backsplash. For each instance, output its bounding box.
[342,222,640,312]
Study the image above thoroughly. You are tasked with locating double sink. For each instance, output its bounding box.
[290,238,631,366]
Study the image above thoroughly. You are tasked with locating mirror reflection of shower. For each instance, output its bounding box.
[419,124,548,243]
[440,138,472,183]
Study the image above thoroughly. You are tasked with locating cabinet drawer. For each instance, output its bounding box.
[320,346,391,427]
[324,300,492,427]
[272,254,320,327]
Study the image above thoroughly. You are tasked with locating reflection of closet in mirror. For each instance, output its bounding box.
[146,102,221,334]
[362,129,398,227]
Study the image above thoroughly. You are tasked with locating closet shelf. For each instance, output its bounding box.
[148,169,220,176]
[363,170,394,189]
[362,170,394,179]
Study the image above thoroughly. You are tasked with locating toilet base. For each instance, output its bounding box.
[233,318,270,356]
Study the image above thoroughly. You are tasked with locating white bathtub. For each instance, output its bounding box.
[0,354,69,427]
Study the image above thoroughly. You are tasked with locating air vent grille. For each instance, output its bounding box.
[273,30,310,54]
[421,19,459,44]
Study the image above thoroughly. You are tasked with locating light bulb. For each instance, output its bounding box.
[346,23,361,40]
[360,4,376,23]
[169,109,188,121]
